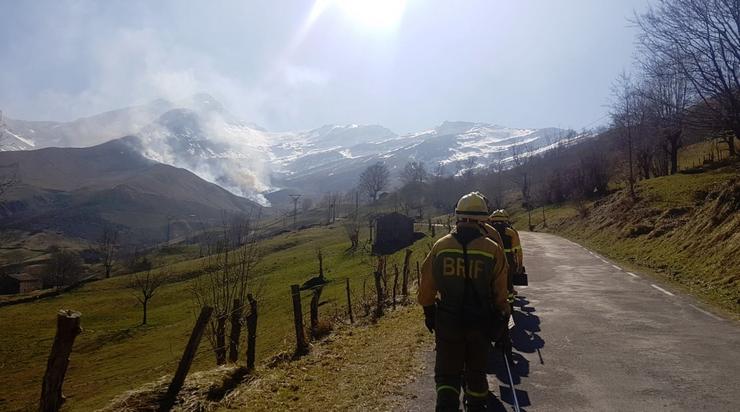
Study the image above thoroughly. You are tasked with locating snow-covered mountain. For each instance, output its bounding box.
[0,96,590,203]
[268,121,588,196]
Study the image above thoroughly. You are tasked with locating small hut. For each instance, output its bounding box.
[373,212,416,255]
[0,273,43,295]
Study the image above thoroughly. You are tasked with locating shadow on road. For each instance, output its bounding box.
[485,295,543,411]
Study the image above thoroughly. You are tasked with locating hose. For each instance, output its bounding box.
[503,352,521,412]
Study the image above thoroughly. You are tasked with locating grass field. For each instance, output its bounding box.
[0,222,438,411]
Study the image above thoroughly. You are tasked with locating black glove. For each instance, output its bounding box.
[496,329,512,356]
[423,305,436,333]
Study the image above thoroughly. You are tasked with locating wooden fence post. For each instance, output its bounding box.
[362,278,369,316]
[392,265,399,310]
[310,286,323,339]
[160,306,213,412]
[402,249,412,297]
[40,310,81,412]
[245,294,258,371]
[228,299,242,363]
[416,261,421,286]
[345,278,354,324]
[374,262,384,318]
[291,285,309,356]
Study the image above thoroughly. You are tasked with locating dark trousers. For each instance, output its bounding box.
[435,328,490,411]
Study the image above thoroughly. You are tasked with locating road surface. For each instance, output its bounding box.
[402,231,740,411]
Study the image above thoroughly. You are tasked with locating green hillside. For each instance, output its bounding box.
[511,162,740,316]
[0,223,436,411]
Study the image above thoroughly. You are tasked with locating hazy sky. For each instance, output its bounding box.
[0,0,650,133]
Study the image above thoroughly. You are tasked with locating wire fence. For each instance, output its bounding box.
[36,245,427,412]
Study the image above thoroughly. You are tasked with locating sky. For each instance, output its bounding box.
[0,0,651,133]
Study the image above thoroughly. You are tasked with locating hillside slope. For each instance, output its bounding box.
[521,164,740,314]
[0,137,259,244]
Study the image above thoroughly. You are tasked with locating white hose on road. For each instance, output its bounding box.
[503,352,521,412]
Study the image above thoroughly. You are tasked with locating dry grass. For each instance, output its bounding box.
[217,305,432,412]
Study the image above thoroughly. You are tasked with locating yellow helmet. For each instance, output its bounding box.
[490,209,510,222]
[455,192,489,221]
[472,191,490,208]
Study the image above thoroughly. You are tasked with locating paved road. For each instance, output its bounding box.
[403,231,740,411]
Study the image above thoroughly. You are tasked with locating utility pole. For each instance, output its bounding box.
[289,194,301,229]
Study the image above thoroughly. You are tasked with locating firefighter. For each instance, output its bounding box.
[491,210,523,273]
[418,192,510,412]
[489,210,522,302]
[471,192,505,248]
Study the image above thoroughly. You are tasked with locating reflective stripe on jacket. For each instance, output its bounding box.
[418,224,509,318]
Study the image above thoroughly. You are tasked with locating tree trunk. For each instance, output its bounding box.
[142,300,148,325]
[228,299,242,363]
[105,264,111,279]
[245,295,257,370]
[668,132,681,175]
[215,316,227,365]
[40,310,81,412]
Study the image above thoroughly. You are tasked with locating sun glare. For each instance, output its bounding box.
[337,0,408,31]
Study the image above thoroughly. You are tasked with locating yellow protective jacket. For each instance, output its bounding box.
[481,223,504,248]
[490,222,522,274]
[418,225,510,319]
[510,228,523,273]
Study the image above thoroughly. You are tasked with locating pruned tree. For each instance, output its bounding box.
[191,211,261,365]
[344,221,360,250]
[128,267,167,325]
[358,162,390,201]
[637,0,740,157]
[97,227,118,278]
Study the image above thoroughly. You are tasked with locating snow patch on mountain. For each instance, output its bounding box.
[1,97,591,202]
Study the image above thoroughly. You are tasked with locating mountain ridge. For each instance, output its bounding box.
[1,96,590,202]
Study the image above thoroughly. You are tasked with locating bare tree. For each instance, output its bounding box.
[400,161,427,185]
[640,57,692,174]
[191,211,261,365]
[129,268,167,325]
[44,248,83,288]
[358,162,390,201]
[611,72,638,198]
[637,0,740,157]
[97,227,118,278]
[511,145,532,209]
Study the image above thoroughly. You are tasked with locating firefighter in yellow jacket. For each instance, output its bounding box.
[490,210,523,299]
[418,193,511,412]
[470,192,506,249]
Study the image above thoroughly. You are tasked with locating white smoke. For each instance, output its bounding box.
[134,100,276,205]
